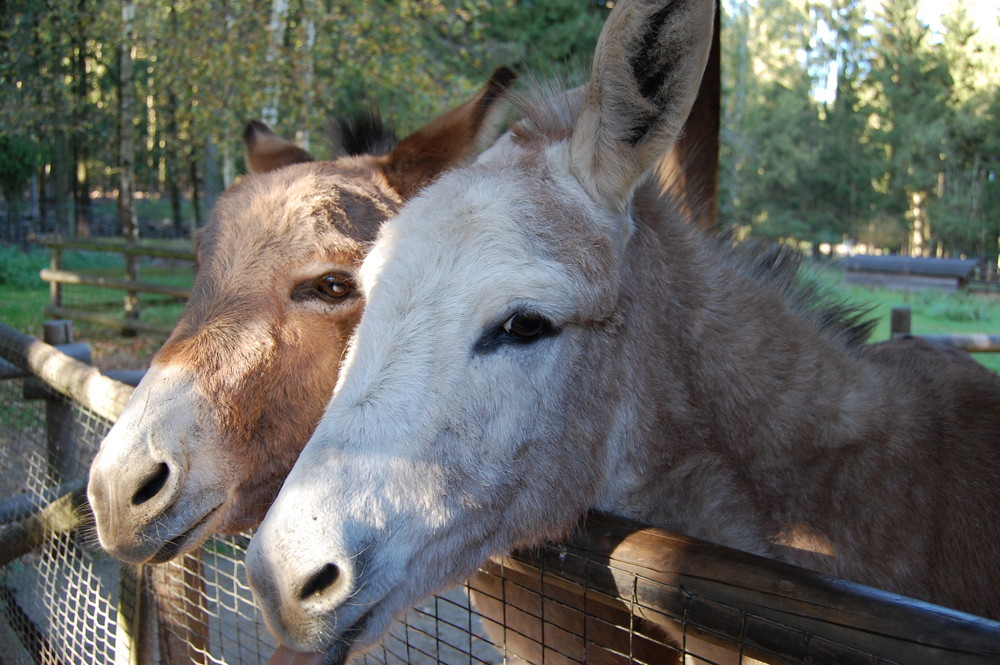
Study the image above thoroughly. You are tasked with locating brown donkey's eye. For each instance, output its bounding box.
[314,275,352,302]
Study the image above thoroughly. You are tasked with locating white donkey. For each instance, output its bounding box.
[246,0,1000,662]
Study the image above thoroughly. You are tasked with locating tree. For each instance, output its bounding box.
[809,0,881,245]
[930,1,1000,262]
[867,0,952,255]
[721,0,825,244]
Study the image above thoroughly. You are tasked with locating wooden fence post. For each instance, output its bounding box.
[42,320,78,482]
[114,563,150,665]
[890,307,911,337]
[49,245,63,309]
[123,245,140,338]
[151,554,210,665]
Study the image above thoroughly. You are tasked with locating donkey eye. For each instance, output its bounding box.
[474,309,558,355]
[502,312,552,342]
[314,275,352,301]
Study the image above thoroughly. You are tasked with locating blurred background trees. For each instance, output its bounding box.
[1,0,998,263]
[722,0,999,262]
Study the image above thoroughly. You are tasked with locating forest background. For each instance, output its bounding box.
[1,0,998,263]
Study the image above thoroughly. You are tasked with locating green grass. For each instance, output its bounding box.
[0,284,51,335]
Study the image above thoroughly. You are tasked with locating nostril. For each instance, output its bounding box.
[132,462,170,506]
[299,563,340,601]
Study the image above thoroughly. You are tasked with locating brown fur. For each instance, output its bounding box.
[510,94,1000,618]
[243,119,316,173]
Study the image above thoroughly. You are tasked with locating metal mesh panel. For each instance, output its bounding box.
[1,371,125,665]
[2,327,1000,665]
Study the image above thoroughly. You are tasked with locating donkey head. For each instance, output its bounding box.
[245,0,714,659]
[86,68,516,564]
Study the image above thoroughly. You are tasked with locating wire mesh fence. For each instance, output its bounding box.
[2,322,999,665]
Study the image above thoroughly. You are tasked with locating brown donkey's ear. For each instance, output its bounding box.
[380,66,517,201]
[243,120,315,174]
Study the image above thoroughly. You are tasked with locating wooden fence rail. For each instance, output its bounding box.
[890,306,1000,352]
[38,235,194,336]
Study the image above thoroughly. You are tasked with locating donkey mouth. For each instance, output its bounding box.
[148,504,223,563]
[320,609,372,665]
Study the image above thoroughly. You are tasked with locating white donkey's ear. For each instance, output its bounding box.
[569,0,715,213]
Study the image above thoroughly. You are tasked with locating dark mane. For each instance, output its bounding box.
[732,238,876,347]
[328,109,398,157]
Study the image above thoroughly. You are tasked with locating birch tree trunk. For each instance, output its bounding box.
[296,0,317,152]
[119,0,140,336]
[261,0,289,128]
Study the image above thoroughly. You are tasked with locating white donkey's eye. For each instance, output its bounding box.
[474,309,558,355]
[502,312,549,340]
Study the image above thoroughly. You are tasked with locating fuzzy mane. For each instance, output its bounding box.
[508,74,588,145]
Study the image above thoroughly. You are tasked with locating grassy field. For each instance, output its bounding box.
[1,247,998,373]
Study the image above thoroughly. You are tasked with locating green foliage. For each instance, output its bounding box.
[1,0,998,256]
[0,136,44,198]
[722,0,999,259]
[0,245,47,287]
[482,0,609,73]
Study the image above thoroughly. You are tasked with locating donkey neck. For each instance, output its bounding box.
[597,192,896,553]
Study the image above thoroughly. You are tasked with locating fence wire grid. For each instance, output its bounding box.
[2,325,999,665]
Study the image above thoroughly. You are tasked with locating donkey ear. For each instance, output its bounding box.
[243,120,315,174]
[380,66,517,200]
[569,0,715,212]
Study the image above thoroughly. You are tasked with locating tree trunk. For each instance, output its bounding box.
[71,4,91,238]
[165,90,184,236]
[52,140,71,236]
[188,149,202,231]
[261,0,290,128]
[119,0,140,337]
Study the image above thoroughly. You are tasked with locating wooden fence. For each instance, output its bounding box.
[38,235,194,336]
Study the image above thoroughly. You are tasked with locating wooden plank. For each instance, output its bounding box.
[39,268,191,299]
[894,333,1000,352]
[843,271,960,292]
[501,512,1000,665]
[42,306,174,336]
[37,236,195,261]
[0,482,86,568]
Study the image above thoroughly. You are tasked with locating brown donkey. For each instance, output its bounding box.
[87,67,516,564]
[245,0,1000,662]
